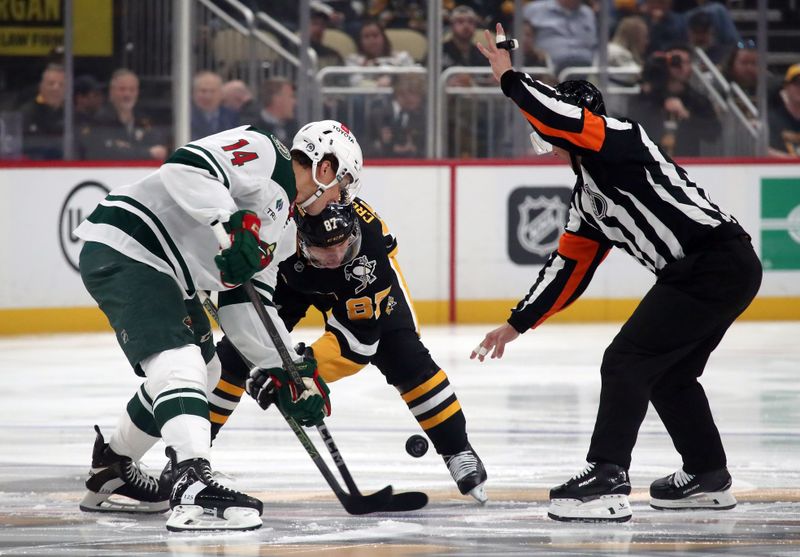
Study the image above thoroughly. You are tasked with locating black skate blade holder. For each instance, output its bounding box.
[205,224,428,514]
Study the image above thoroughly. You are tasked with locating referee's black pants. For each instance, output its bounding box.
[586,231,762,473]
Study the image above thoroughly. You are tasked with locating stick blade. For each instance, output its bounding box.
[340,485,394,515]
[383,491,429,512]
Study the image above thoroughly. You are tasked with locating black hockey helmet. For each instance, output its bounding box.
[296,203,362,268]
[555,80,606,115]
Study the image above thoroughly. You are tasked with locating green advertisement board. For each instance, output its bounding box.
[761,177,800,270]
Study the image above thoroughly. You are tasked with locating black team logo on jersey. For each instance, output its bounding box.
[344,255,377,293]
[508,186,571,265]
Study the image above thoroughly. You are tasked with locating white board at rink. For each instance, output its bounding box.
[0,160,798,333]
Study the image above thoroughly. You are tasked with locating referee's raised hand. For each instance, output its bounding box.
[476,23,514,83]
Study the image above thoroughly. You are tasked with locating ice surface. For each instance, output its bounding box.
[1,323,798,556]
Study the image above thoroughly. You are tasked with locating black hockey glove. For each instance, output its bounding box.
[245,344,310,411]
[246,369,277,410]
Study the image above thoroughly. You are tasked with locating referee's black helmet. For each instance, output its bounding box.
[555,80,606,116]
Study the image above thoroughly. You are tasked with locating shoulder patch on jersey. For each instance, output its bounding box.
[344,255,377,294]
[270,134,292,161]
[385,295,397,315]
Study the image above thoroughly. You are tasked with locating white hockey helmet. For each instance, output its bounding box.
[291,120,363,208]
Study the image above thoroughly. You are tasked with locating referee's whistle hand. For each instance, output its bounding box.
[476,23,513,83]
[470,323,520,362]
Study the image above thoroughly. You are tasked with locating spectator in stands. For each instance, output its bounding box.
[602,15,649,85]
[367,73,426,158]
[721,41,782,108]
[20,64,65,160]
[442,5,488,77]
[678,1,741,49]
[642,0,688,54]
[345,19,415,87]
[191,71,238,140]
[368,0,427,32]
[686,10,728,65]
[254,77,296,146]
[78,69,168,161]
[442,5,490,157]
[520,22,554,74]
[768,64,800,158]
[322,0,366,36]
[310,4,345,69]
[222,79,258,123]
[522,0,597,74]
[74,75,105,125]
[628,45,721,156]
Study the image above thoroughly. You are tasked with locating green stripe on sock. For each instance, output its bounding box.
[126,393,161,437]
[153,396,209,429]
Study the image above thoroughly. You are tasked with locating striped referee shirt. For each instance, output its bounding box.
[500,70,743,332]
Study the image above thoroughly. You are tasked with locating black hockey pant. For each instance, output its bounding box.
[586,233,762,473]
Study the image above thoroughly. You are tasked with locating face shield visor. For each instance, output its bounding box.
[297,203,362,269]
[300,226,362,269]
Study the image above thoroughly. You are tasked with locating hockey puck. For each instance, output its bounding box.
[405,434,429,458]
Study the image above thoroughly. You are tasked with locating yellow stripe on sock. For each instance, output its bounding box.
[215,379,245,397]
[209,411,228,425]
[418,400,462,430]
[401,369,446,403]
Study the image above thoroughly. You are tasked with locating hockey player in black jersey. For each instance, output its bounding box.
[474,24,762,522]
[210,198,488,503]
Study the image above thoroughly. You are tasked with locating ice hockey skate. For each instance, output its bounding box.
[548,462,632,522]
[79,425,169,514]
[443,443,488,503]
[164,447,263,532]
[650,467,737,510]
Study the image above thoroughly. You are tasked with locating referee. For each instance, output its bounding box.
[473,24,762,523]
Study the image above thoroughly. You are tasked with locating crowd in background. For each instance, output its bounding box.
[1,0,798,161]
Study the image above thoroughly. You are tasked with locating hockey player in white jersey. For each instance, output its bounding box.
[74,121,363,531]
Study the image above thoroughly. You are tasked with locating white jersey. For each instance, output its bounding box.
[75,125,299,368]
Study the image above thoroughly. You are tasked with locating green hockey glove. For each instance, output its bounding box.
[214,210,273,285]
[267,355,331,427]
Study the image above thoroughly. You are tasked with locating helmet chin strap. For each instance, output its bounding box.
[298,166,353,210]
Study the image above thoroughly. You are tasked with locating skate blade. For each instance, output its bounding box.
[548,494,632,523]
[165,505,262,532]
[650,490,737,510]
[79,491,169,514]
[468,482,488,505]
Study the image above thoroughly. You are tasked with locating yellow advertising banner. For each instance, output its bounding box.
[0,0,112,56]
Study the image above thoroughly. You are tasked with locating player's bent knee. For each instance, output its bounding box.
[141,344,208,395]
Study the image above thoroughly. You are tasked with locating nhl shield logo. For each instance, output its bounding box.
[517,195,566,256]
[508,186,571,265]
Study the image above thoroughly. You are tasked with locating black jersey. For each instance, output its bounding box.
[499,70,745,332]
[275,198,418,381]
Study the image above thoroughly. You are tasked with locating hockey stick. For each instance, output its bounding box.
[210,223,426,513]
[198,289,391,515]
